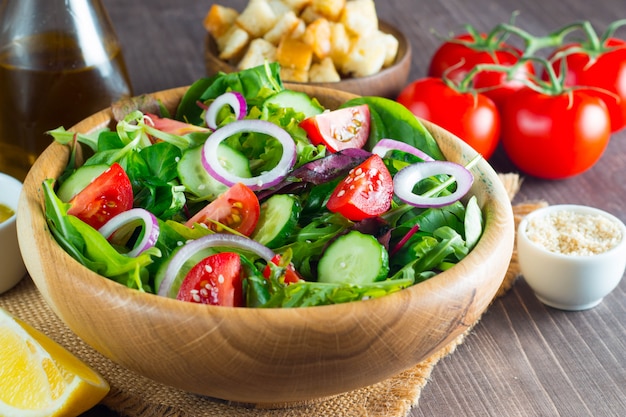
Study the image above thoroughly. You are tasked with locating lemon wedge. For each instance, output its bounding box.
[0,308,110,417]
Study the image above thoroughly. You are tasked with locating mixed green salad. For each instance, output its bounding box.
[44,63,483,308]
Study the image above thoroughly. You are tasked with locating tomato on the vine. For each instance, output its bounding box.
[300,104,370,153]
[326,154,393,221]
[428,33,535,108]
[185,182,260,236]
[67,162,133,230]
[545,38,626,132]
[500,87,611,179]
[397,77,501,159]
[176,252,244,306]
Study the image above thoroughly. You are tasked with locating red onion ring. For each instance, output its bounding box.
[157,233,275,297]
[204,92,247,130]
[98,208,160,257]
[393,161,474,208]
[202,119,297,191]
[372,138,435,162]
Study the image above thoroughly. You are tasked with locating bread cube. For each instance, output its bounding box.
[203,5,239,38]
[341,34,385,77]
[281,0,312,14]
[276,36,314,71]
[311,0,346,21]
[303,18,331,59]
[377,30,399,67]
[216,26,250,61]
[299,5,324,24]
[268,0,291,16]
[238,38,278,70]
[340,0,378,36]
[309,57,341,82]
[264,11,302,45]
[236,0,279,37]
[328,22,352,69]
[280,67,310,82]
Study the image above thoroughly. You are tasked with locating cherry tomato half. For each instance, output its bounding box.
[545,39,626,133]
[185,183,260,236]
[176,252,243,306]
[501,87,611,179]
[326,154,393,221]
[67,162,133,230]
[397,77,501,159]
[262,254,303,284]
[428,33,535,108]
[300,104,370,153]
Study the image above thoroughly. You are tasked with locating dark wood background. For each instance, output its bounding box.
[95,0,626,415]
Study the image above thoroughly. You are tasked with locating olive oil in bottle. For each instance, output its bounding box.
[0,0,132,180]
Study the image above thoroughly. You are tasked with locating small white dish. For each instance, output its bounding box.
[0,172,26,294]
[517,204,626,311]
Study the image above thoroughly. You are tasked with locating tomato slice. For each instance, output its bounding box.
[185,183,260,236]
[176,252,243,306]
[326,154,393,221]
[67,162,133,230]
[300,104,370,153]
[262,254,303,284]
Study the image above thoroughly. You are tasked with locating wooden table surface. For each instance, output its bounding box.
[95,1,626,416]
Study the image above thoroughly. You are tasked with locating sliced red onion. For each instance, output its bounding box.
[372,138,435,162]
[204,92,247,130]
[98,208,160,257]
[202,119,297,191]
[157,233,275,297]
[393,161,474,208]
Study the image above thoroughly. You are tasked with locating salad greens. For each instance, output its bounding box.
[44,63,484,307]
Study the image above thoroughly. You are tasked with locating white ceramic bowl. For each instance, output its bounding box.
[517,204,626,311]
[0,172,26,294]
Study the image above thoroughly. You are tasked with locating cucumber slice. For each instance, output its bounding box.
[57,164,109,202]
[252,194,301,248]
[318,231,389,285]
[177,144,251,200]
[263,90,324,118]
[463,195,483,250]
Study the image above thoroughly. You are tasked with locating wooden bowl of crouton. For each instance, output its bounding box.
[204,0,411,98]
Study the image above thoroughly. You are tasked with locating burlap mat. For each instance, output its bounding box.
[0,173,547,417]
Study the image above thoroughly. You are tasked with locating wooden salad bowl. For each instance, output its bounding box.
[204,21,412,99]
[17,85,514,404]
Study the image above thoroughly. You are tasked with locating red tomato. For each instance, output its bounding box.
[262,254,303,284]
[326,154,393,221]
[299,104,370,153]
[397,77,501,159]
[185,183,260,236]
[545,39,626,132]
[428,33,535,108]
[501,87,611,179]
[176,252,243,306]
[67,162,133,229]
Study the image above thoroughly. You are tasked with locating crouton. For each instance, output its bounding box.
[281,0,313,14]
[236,0,278,37]
[341,34,386,77]
[309,57,341,82]
[340,0,378,36]
[280,67,310,82]
[203,4,239,38]
[216,26,250,61]
[299,5,324,24]
[311,0,345,21]
[377,30,399,67]
[276,36,314,71]
[268,0,291,16]
[328,21,352,69]
[238,38,278,69]
[263,10,302,45]
[302,18,331,60]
